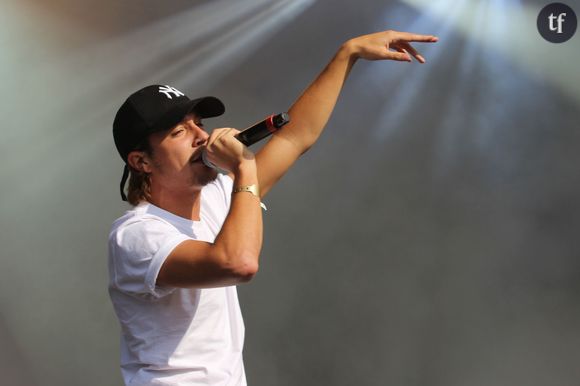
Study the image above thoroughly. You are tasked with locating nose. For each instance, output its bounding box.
[192,126,209,147]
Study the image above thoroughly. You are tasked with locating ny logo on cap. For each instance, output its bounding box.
[158,85,185,99]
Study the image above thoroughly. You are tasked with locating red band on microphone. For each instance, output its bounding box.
[265,115,278,134]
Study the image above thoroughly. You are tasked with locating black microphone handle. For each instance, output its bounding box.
[235,112,290,146]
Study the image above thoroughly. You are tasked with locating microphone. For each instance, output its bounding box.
[202,112,290,172]
[235,112,290,146]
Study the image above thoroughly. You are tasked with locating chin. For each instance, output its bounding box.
[192,165,219,187]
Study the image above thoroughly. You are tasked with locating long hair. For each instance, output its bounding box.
[126,140,153,206]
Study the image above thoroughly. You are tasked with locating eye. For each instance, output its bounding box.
[171,128,185,137]
[196,122,204,129]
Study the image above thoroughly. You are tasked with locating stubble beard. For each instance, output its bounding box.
[190,164,219,187]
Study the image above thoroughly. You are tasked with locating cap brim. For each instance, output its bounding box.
[187,96,225,118]
[152,96,225,133]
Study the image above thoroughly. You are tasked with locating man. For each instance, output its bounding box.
[108,29,437,385]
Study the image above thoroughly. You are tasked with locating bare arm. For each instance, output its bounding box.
[256,29,438,197]
[157,129,263,288]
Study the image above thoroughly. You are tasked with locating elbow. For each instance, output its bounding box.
[299,132,317,154]
[231,258,259,283]
[301,131,325,155]
[218,251,259,283]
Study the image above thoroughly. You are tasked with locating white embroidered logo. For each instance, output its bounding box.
[158,85,184,99]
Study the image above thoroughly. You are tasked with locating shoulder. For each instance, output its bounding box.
[108,203,184,251]
[110,203,166,235]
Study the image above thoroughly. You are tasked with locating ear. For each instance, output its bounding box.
[127,150,153,173]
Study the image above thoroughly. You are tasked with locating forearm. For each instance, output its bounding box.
[213,161,263,279]
[282,41,358,150]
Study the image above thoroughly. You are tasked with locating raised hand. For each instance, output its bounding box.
[345,29,438,63]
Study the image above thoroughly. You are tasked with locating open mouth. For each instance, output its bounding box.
[190,151,203,164]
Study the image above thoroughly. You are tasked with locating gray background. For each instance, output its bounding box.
[1,0,579,385]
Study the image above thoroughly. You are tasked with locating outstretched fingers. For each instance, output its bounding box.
[387,48,412,62]
[398,42,425,63]
[392,31,439,43]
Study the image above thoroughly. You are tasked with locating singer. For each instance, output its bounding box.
[108,29,437,386]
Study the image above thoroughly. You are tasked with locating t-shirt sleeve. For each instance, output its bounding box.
[109,217,190,298]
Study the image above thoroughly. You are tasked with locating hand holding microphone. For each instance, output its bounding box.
[202,112,290,172]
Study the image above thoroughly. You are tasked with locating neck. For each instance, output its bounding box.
[148,186,203,221]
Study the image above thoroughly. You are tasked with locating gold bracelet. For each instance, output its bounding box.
[233,184,267,211]
[233,184,260,197]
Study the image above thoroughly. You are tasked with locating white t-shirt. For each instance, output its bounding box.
[108,174,247,386]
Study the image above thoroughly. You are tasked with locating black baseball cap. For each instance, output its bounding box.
[113,84,225,201]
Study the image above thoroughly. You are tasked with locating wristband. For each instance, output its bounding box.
[233,184,267,211]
